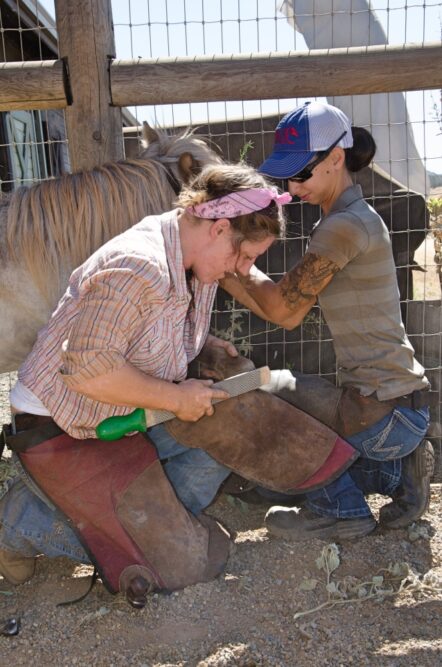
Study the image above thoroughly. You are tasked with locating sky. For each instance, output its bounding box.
[38,0,442,174]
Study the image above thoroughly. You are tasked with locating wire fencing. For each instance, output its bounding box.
[0,0,441,474]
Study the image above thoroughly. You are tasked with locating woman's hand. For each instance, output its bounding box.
[174,378,230,421]
[67,362,230,423]
[204,333,238,358]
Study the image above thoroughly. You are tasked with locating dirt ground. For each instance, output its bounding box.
[0,370,441,667]
[0,486,441,667]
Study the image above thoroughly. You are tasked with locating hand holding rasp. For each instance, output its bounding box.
[95,366,271,441]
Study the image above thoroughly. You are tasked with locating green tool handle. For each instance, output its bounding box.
[96,408,147,441]
[95,367,271,441]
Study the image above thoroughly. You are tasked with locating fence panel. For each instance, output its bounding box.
[113,0,442,474]
[1,0,441,476]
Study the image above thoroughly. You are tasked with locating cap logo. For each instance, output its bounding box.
[275,126,299,145]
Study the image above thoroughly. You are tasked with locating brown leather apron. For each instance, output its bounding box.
[3,421,230,603]
[166,387,358,494]
[167,352,359,494]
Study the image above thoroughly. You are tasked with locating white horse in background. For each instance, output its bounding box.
[0,123,222,372]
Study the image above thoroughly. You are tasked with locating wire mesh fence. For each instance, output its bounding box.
[0,0,441,475]
[0,0,68,188]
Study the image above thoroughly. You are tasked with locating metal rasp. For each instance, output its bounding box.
[96,366,271,441]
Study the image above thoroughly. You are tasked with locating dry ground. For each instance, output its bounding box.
[0,486,441,667]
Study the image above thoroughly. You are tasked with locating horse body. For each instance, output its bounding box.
[0,125,221,372]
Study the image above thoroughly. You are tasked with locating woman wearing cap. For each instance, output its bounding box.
[0,163,289,586]
[222,101,434,542]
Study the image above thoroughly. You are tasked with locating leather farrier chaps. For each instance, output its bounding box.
[167,356,359,494]
[3,421,230,607]
[2,353,360,607]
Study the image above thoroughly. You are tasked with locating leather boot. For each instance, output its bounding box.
[0,548,36,585]
[265,506,377,541]
[379,440,435,529]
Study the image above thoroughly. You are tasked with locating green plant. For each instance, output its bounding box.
[428,197,442,282]
[301,309,322,340]
[294,538,442,621]
[212,299,253,355]
[428,196,442,222]
[239,140,254,163]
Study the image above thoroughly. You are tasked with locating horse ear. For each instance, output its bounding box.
[142,121,160,146]
[178,152,199,182]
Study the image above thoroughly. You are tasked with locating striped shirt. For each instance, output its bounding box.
[18,209,218,438]
[307,185,428,400]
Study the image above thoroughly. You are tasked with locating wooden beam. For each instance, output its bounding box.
[110,42,442,106]
[0,60,65,111]
[54,0,124,170]
[0,43,440,113]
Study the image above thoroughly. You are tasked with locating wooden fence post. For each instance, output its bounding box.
[54,0,124,171]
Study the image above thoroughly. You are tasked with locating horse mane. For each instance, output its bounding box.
[2,126,221,304]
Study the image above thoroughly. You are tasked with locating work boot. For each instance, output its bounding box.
[264,506,376,541]
[0,548,36,585]
[379,440,435,529]
[227,488,305,508]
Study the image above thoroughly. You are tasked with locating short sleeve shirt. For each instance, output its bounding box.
[307,185,428,399]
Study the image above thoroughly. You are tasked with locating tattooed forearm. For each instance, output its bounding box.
[221,254,339,328]
[280,253,340,310]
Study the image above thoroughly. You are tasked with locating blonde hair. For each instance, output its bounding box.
[178,163,285,247]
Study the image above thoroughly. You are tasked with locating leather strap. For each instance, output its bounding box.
[384,390,439,409]
[3,414,63,453]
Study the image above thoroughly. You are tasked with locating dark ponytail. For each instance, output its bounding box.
[344,126,376,172]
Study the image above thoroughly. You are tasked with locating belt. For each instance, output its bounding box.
[14,413,55,431]
[2,413,63,453]
[385,389,439,410]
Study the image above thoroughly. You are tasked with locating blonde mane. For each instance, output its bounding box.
[2,126,221,304]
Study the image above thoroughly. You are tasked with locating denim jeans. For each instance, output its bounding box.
[0,424,230,562]
[307,406,430,519]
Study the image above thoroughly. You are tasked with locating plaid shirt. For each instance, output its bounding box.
[18,210,217,439]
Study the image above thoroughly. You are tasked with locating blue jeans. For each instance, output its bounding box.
[0,424,230,563]
[307,406,430,519]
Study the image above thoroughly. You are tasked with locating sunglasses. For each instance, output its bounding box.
[287,131,347,183]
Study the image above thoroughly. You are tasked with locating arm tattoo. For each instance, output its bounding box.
[280,253,340,310]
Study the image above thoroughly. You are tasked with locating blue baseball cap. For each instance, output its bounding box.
[259,101,353,179]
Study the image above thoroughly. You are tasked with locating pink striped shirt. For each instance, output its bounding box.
[18,210,218,439]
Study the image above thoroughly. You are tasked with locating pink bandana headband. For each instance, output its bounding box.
[187,188,292,219]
